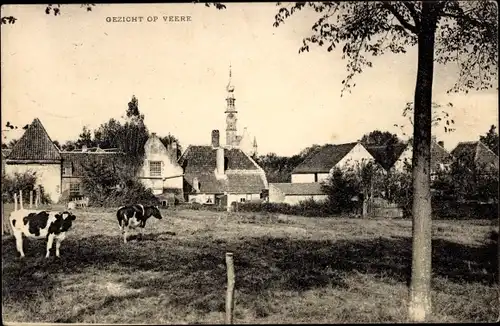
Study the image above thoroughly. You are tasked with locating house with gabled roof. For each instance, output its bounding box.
[451,140,499,173]
[392,136,454,177]
[291,142,377,183]
[136,132,184,204]
[178,130,268,207]
[4,118,63,203]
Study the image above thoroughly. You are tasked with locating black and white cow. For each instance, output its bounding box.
[9,209,77,258]
[116,204,163,244]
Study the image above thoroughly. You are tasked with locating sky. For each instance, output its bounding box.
[1,3,498,156]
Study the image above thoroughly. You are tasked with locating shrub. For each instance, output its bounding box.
[80,159,158,207]
[1,171,51,204]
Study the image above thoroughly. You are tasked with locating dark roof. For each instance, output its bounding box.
[430,140,454,170]
[61,151,126,177]
[179,145,266,194]
[7,118,61,161]
[184,172,266,194]
[292,142,358,174]
[451,141,499,170]
[2,149,12,158]
[178,145,259,173]
[365,144,407,171]
[270,182,325,195]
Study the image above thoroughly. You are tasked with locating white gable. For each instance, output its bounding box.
[334,143,376,171]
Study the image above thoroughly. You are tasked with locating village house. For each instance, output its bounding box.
[269,141,408,205]
[176,66,268,208]
[136,132,184,205]
[290,142,378,184]
[450,140,499,173]
[392,136,454,178]
[179,130,268,207]
[3,118,63,203]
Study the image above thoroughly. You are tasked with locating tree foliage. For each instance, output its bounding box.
[360,130,402,146]
[274,1,497,96]
[255,146,319,183]
[1,4,96,25]
[159,134,183,159]
[479,124,499,154]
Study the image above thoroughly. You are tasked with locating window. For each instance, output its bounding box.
[149,161,162,177]
[240,198,246,203]
[69,183,81,197]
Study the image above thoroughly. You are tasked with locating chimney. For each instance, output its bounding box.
[438,141,444,148]
[216,147,225,176]
[171,141,178,161]
[431,135,437,143]
[82,145,87,153]
[151,132,156,137]
[212,130,220,148]
[193,177,199,192]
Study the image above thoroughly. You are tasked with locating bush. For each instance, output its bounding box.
[238,199,333,218]
[80,159,158,207]
[1,171,51,204]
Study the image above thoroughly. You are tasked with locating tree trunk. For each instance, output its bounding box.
[408,3,437,322]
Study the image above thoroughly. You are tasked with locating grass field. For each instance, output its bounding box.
[2,203,498,323]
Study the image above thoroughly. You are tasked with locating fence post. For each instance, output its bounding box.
[225,252,235,324]
[35,186,40,207]
[29,190,33,209]
[19,190,23,210]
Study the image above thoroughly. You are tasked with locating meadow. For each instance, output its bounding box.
[2,203,498,324]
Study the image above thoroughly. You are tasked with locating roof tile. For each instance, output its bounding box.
[7,118,61,161]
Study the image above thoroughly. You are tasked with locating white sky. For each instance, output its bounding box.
[1,3,498,156]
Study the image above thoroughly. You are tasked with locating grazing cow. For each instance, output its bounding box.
[9,210,77,258]
[116,204,163,244]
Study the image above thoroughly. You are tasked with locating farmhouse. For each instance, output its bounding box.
[269,182,327,205]
[178,130,268,207]
[4,118,63,203]
[392,136,454,177]
[291,142,376,183]
[451,140,499,173]
[137,132,184,203]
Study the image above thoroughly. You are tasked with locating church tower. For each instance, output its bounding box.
[225,65,238,147]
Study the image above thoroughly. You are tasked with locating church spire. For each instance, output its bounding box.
[225,64,238,147]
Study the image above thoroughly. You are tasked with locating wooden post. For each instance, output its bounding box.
[19,190,23,210]
[35,187,40,207]
[29,190,33,209]
[225,252,235,324]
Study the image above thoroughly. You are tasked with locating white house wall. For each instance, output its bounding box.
[335,143,375,170]
[392,146,412,172]
[5,163,61,203]
[291,173,316,183]
[317,173,330,182]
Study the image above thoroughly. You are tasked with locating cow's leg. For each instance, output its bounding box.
[139,226,144,240]
[123,225,128,244]
[46,234,55,258]
[13,231,25,258]
[55,233,66,258]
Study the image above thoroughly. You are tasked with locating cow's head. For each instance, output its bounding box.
[148,205,163,220]
[61,211,77,221]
